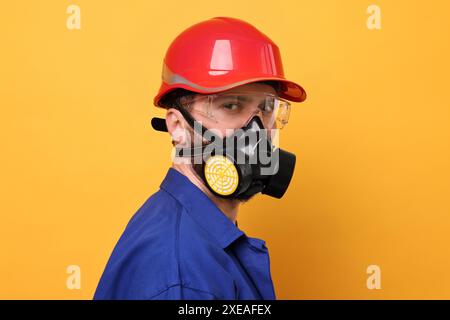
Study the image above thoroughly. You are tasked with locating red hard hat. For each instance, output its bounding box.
[153,17,306,108]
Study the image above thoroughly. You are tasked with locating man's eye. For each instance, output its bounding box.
[222,103,241,111]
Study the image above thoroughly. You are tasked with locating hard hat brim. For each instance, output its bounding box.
[153,77,306,108]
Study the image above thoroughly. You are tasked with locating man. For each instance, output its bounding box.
[94,16,306,300]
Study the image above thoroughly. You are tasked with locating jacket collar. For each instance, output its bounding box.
[160,168,244,249]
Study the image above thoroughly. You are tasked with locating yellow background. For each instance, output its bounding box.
[1,0,449,299]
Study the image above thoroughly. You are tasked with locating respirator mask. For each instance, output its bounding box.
[151,91,296,200]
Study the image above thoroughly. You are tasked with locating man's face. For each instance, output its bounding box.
[168,83,281,202]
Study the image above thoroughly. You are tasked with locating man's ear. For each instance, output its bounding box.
[166,108,189,146]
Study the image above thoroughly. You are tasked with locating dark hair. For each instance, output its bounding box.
[159,88,195,108]
[158,80,282,109]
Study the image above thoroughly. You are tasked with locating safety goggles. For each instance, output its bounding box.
[176,91,291,130]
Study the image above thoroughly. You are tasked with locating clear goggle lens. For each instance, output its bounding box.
[178,91,291,130]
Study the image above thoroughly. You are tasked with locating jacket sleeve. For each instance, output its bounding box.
[147,284,218,300]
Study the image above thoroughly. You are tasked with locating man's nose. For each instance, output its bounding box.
[249,109,272,130]
[250,108,264,122]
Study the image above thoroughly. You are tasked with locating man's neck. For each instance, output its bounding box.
[172,163,240,224]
